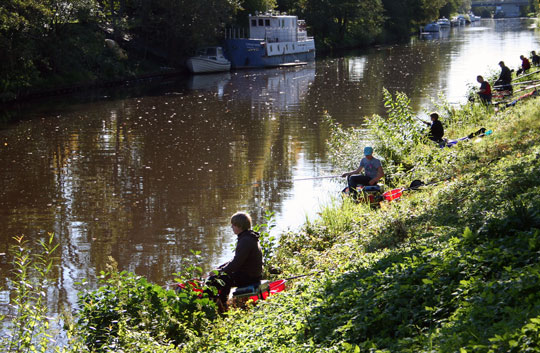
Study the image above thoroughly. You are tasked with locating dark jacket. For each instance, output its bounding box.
[428,120,444,142]
[499,65,512,85]
[221,230,263,280]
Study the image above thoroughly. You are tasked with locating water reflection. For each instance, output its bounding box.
[420,27,452,40]
[0,65,324,314]
[0,18,539,317]
[188,72,231,98]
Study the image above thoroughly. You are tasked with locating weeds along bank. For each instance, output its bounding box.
[183,94,540,352]
[1,88,539,352]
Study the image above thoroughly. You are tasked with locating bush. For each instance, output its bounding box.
[75,258,218,351]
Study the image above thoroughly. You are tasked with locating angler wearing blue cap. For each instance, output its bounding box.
[341,146,384,197]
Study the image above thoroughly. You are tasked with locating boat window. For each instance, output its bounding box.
[259,19,263,26]
[265,19,270,26]
[281,19,284,27]
[251,19,257,26]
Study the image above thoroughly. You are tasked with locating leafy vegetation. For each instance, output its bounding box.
[2,73,540,351]
[180,85,540,352]
[74,257,219,351]
[0,0,483,102]
[0,233,59,353]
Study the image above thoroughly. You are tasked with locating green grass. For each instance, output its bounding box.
[181,87,540,352]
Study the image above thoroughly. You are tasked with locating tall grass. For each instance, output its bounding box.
[0,233,59,353]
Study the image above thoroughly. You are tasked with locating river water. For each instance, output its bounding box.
[0,18,539,313]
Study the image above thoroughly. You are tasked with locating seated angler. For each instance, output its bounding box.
[476,75,492,104]
[205,212,263,311]
[517,55,531,76]
[341,146,384,198]
[422,112,445,143]
[494,61,513,92]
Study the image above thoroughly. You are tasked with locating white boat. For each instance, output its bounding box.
[468,12,480,22]
[456,15,467,25]
[186,47,231,74]
[223,12,316,69]
[437,17,451,28]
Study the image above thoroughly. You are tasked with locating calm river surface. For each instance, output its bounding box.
[1,18,539,313]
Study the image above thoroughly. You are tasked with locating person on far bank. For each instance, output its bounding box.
[516,54,531,76]
[422,112,444,143]
[341,146,384,197]
[476,75,492,104]
[495,61,512,92]
[205,212,263,311]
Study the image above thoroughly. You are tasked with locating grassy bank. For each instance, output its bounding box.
[1,80,539,352]
[180,90,540,352]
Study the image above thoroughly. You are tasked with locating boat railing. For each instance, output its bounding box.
[224,26,313,42]
[297,32,308,42]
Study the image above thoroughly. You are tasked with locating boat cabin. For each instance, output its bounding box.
[196,47,225,59]
[248,13,308,42]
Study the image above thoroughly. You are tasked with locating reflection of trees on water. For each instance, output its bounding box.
[305,32,469,125]
[0,65,322,313]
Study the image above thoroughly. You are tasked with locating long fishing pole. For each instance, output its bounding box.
[494,79,540,89]
[512,69,540,81]
[166,270,325,289]
[290,175,341,182]
[283,270,324,281]
[513,82,540,94]
[203,175,343,190]
[509,78,540,86]
[492,70,540,89]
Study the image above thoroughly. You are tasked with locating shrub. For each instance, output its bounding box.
[75,258,218,351]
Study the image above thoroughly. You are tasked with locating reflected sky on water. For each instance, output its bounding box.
[0,18,539,314]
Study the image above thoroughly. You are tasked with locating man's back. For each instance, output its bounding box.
[500,66,512,84]
[222,230,263,280]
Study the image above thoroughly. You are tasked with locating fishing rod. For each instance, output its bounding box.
[494,79,540,89]
[509,78,540,86]
[513,82,540,94]
[493,83,540,105]
[492,70,540,89]
[512,69,540,81]
[283,270,324,281]
[382,178,452,202]
[166,270,325,290]
[203,175,343,190]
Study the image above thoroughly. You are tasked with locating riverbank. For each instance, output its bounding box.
[2,49,540,353]
[179,89,540,351]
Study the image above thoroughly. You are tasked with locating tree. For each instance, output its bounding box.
[303,0,384,49]
[0,0,51,99]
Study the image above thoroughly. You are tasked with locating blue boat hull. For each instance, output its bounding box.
[223,39,315,69]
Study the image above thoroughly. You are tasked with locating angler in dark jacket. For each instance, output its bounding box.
[206,212,263,310]
[423,112,444,143]
[495,61,513,92]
